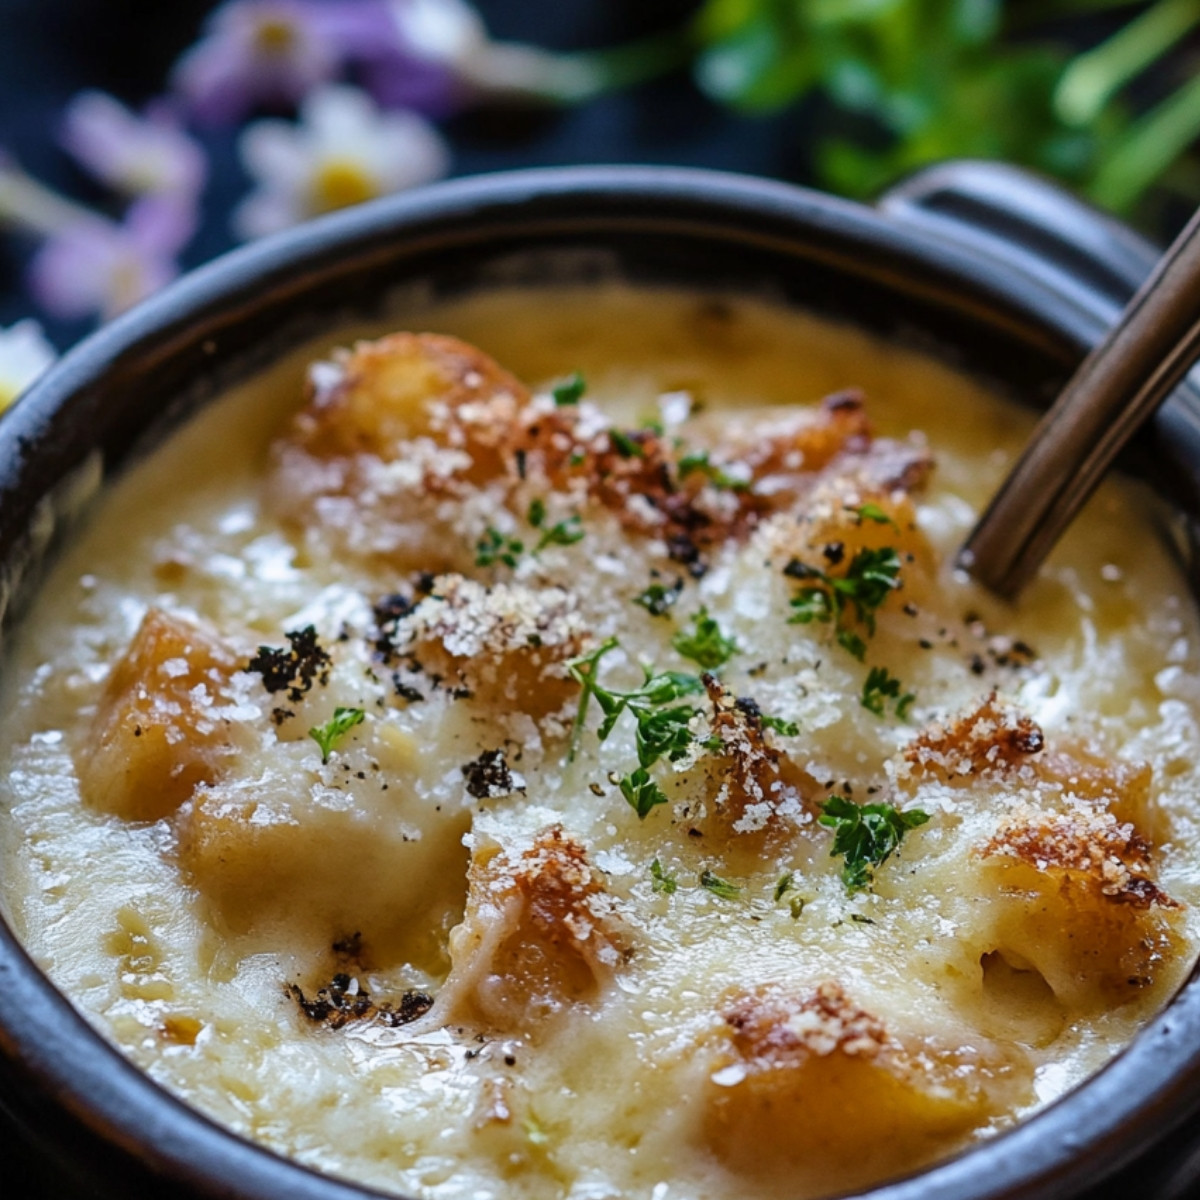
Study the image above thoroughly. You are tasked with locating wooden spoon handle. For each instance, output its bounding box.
[960,205,1200,599]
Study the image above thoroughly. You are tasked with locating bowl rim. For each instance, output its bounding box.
[1,163,1199,1200]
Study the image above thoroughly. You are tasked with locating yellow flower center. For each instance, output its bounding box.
[254,18,296,55]
[311,159,380,214]
[0,383,17,413]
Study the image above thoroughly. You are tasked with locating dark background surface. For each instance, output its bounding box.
[0,0,813,345]
[1,3,1199,1199]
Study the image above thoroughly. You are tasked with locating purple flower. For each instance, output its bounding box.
[351,0,471,117]
[61,91,206,200]
[365,0,593,116]
[171,0,347,127]
[28,195,195,322]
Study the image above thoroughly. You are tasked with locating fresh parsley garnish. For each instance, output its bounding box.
[837,629,869,662]
[634,578,684,617]
[861,665,915,719]
[308,706,366,764]
[527,498,584,551]
[476,527,524,568]
[774,871,794,901]
[650,857,678,894]
[700,869,741,900]
[786,546,902,659]
[551,371,586,407]
[672,607,738,671]
[819,795,929,893]
[565,638,704,816]
[761,713,799,737]
[848,502,898,528]
[619,767,670,818]
[609,428,644,458]
[678,449,750,492]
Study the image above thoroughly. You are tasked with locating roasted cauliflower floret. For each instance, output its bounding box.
[283,331,529,475]
[399,575,589,720]
[267,333,529,569]
[903,692,1045,783]
[975,804,1182,1008]
[435,824,627,1031]
[896,695,1183,1012]
[77,608,242,821]
[685,675,818,861]
[703,982,1026,1191]
[176,769,470,966]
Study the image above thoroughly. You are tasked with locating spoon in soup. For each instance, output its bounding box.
[959,205,1200,599]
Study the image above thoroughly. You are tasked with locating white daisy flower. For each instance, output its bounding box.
[0,320,56,413]
[233,84,450,240]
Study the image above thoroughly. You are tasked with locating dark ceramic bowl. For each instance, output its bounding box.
[3,162,1200,1200]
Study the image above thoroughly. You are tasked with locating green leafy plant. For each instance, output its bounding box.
[309,706,366,764]
[700,868,742,899]
[819,794,929,892]
[551,371,587,406]
[650,857,679,894]
[785,545,901,659]
[527,498,585,551]
[566,638,705,817]
[672,607,739,670]
[586,0,1200,222]
[861,665,915,719]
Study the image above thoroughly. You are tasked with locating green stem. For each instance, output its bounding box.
[1089,69,1200,211]
[1055,0,1200,126]
[464,29,692,106]
[0,164,96,237]
[553,29,694,103]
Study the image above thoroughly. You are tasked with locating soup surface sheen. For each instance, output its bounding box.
[3,286,1200,1200]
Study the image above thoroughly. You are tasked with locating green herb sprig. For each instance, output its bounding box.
[761,713,799,737]
[785,546,902,655]
[672,607,738,671]
[551,371,586,407]
[650,858,678,894]
[634,578,684,617]
[861,666,915,720]
[700,869,742,900]
[819,795,929,893]
[309,707,366,764]
[565,637,704,816]
[848,502,897,529]
[527,498,585,551]
[678,449,750,492]
[476,527,524,568]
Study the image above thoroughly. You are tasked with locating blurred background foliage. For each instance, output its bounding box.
[679,0,1200,222]
[3,0,1200,344]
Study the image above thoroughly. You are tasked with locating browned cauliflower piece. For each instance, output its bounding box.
[398,575,589,720]
[434,824,627,1031]
[976,804,1182,1008]
[267,333,530,569]
[176,773,471,967]
[77,608,241,821]
[682,676,818,865]
[903,692,1045,783]
[282,331,529,476]
[703,981,1026,1191]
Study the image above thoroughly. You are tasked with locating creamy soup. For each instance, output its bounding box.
[2,286,1200,1200]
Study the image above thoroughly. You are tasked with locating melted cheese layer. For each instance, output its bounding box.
[2,285,1200,1200]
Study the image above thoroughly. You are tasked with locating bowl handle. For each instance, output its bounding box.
[878,160,1159,320]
